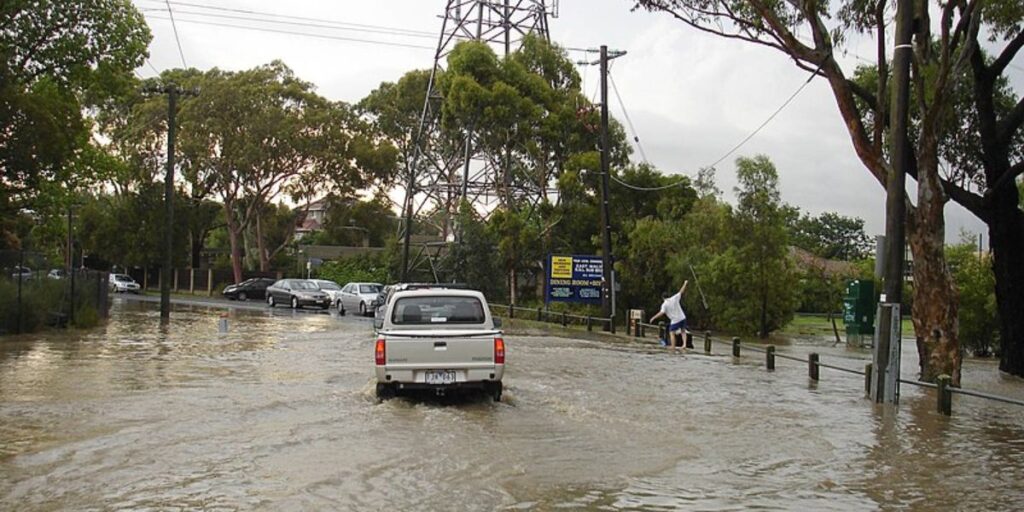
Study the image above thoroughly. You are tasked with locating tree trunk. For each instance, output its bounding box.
[190,231,204,269]
[989,186,1024,377]
[255,213,270,272]
[224,202,243,284]
[907,149,961,385]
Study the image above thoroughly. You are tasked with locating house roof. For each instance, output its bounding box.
[788,246,858,277]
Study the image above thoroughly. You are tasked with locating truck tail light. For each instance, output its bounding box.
[494,337,505,364]
[375,338,386,365]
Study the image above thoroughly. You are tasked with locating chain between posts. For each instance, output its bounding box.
[486,303,1024,416]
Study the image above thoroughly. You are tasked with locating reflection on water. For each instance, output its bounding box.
[1,300,1022,510]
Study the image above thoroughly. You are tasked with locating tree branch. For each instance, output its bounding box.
[990,25,1024,77]
[999,96,1024,144]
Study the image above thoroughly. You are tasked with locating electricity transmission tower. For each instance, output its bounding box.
[400,0,559,280]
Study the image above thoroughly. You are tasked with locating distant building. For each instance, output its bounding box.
[294,198,330,241]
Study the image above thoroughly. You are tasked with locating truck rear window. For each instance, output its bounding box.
[391,296,486,324]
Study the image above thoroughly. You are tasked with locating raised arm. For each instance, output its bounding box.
[680,280,689,296]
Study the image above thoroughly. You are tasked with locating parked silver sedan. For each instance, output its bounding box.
[338,282,383,316]
[266,279,331,310]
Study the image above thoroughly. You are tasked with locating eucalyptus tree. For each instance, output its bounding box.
[0,0,150,247]
[633,0,1024,381]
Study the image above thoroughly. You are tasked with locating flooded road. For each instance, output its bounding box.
[2,299,1023,510]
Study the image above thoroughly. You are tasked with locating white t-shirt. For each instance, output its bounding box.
[661,292,686,324]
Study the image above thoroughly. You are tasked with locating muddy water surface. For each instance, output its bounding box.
[1,299,1022,510]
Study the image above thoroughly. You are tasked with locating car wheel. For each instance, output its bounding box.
[375,382,396,401]
[238,292,248,301]
[336,299,345,315]
[291,296,298,309]
[268,296,275,308]
[359,302,367,316]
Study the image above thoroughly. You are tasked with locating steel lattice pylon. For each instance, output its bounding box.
[400,0,559,280]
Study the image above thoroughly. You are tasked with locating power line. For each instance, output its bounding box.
[138,0,437,38]
[608,71,649,164]
[143,15,436,51]
[148,8,439,40]
[609,64,822,192]
[164,0,188,67]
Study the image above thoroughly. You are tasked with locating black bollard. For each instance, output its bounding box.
[537,307,543,322]
[809,353,820,381]
[704,331,711,353]
[864,363,873,396]
[508,303,514,319]
[937,375,952,416]
[766,345,775,371]
[685,332,694,349]
[586,316,593,332]
[732,337,741,357]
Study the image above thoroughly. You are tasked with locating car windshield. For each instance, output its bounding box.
[115,275,132,282]
[317,282,341,291]
[391,296,485,325]
[292,281,319,290]
[359,284,381,294]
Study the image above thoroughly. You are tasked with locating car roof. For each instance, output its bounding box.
[392,288,485,299]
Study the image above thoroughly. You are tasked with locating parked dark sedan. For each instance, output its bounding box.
[266,279,332,309]
[222,278,275,301]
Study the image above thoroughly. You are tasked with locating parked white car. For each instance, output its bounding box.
[373,287,504,401]
[338,282,383,316]
[310,279,343,306]
[109,273,140,293]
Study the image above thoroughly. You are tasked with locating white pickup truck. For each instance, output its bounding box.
[373,287,505,401]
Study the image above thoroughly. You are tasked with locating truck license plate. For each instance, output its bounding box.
[425,370,456,385]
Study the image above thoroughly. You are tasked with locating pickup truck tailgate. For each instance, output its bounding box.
[383,330,498,368]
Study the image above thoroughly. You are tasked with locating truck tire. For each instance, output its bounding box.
[375,382,396,401]
[490,381,503,402]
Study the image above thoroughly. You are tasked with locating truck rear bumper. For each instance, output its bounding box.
[376,365,504,385]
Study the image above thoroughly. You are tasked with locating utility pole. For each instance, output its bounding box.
[598,45,626,323]
[67,207,74,326]
[144,83,197,321]
[872,0,913,404]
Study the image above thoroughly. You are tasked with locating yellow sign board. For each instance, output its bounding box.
[550,256,572,279]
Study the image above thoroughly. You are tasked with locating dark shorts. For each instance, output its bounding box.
[669,319,687,334]
[660,320,687,346]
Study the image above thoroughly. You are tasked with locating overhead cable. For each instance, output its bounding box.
[143,15,436,51]
[609,64,822,192]
[164,0,188,67]
[608,70,649,165]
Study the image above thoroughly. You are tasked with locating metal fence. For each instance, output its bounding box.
[125,268,283,296]
[1,250,110,335]
[486,301,1024,418]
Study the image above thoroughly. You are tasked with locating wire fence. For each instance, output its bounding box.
[487,301,1024,417]
[0,250,110,335]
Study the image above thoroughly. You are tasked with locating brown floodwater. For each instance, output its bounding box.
[1,298,1022,510]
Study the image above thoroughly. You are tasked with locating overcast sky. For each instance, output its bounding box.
[134,0,1024,244]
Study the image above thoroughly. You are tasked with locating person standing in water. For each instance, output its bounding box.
[649,280,688,350]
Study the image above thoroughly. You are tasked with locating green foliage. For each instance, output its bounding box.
[617,217,685,315]
[0,278,64,334]
[0,0,150,243]
[948,239,999,356]
[700,156,799,337]
[307,196,397,247]
[317,253,391,287]
[788,210,873,261]
[447,202,505,299]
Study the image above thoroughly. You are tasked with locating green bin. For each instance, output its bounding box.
[843,279,875,337]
